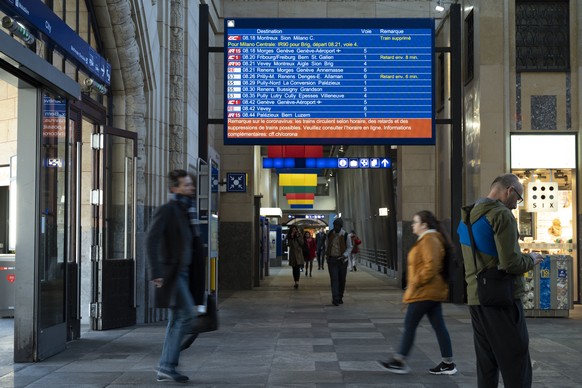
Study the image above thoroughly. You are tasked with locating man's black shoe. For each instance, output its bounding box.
[332,300,340,306]
[157,368,189,383]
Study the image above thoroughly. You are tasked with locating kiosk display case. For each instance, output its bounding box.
[522,255,573,317]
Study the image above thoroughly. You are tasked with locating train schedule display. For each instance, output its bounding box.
[224,18,435,145]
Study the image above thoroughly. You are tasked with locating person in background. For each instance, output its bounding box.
[316,228,327,270]
[325,218,352,306]
[287,225,305,289]
[379,210,457,376]
[348,230,362,272]
[457,173,544,387]
[303,231,316,277]
[146,169,206,383]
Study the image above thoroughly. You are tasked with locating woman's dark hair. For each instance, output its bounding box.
[288,225,298,239]
[415,210,455,251]
[416,210,458,280]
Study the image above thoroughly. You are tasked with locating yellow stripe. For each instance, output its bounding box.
[287,199,315,205]
[279,173,317,186]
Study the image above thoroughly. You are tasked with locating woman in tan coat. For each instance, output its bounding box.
[379,210,457,375]
[287,225,305,289]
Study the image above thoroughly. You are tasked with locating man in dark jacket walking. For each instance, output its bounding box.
[316,229,326,270]
[147,169,206,383]
[325,218,352,306]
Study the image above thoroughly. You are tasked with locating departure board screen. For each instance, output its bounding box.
[224,18,435,145]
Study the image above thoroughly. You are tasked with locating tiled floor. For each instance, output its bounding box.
[1,264,581,387]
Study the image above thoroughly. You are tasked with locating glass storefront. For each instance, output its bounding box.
[38,92,68,330]
[511,134,578,313]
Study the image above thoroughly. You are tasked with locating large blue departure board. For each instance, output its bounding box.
[224,18,435,145]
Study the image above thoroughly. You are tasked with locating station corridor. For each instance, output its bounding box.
[1,263,582,387]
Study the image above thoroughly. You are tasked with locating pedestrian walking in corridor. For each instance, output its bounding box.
[146,169,206,383]
[325,218,352,306]
[303,230,316,277]
[316,228,326,270]
[287,225,305,289]
[379,210,457,375]
[348,229,361,271]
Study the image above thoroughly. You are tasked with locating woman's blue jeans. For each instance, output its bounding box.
[159,271,198,371]
[397,300,453,360]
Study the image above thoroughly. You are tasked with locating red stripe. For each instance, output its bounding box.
[285,193,315,200]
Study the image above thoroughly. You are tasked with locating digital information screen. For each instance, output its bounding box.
[224,18,435,145]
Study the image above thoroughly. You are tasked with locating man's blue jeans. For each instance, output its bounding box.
[397,300,453,360]
[159,271,198,371]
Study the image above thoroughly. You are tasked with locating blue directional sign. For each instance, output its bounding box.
[381,158,392,168]
[263,157,392,169]
[227,173,247,192]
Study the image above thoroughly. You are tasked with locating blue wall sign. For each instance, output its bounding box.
[0,0,111,86]
[226,173,247,192]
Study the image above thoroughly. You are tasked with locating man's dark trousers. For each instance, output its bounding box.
[469,301,532,387]
[327,257,348,303]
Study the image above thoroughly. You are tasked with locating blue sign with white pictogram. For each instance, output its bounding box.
[370,158,380,168]
[227,173,246,192]
[211,166,219,193]
[359,158,369,168]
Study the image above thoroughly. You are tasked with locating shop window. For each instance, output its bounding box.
[516,0,569,72]
[513,169,575,257]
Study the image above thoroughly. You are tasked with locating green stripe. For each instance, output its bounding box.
[283,186,317,194]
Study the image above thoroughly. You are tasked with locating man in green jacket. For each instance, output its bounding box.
[457,173,544,388]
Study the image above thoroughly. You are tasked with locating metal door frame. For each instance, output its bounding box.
[90,126,137,330]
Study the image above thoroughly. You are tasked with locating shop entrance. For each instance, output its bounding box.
[90,127,137,330]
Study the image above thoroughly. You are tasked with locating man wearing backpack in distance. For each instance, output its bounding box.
[325,218,352,306]
[378,210,457,375]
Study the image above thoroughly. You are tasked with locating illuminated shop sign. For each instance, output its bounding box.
[224,18,435,145]
[0,0,111,86]
[510,134,575,169]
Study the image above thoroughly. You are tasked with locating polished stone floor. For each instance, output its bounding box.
[1,263,581,387]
